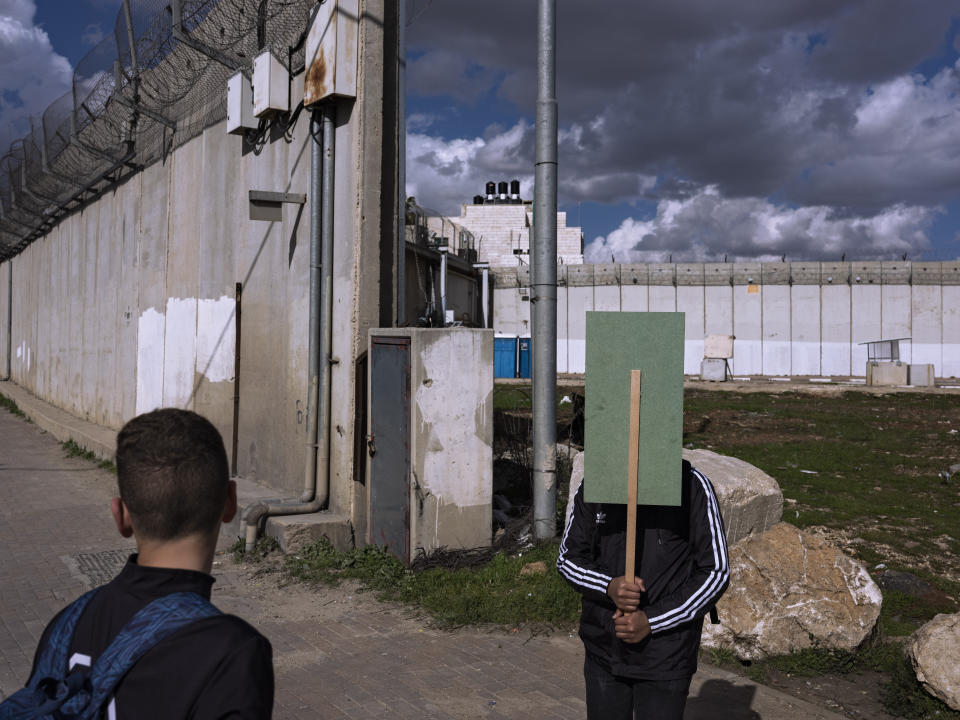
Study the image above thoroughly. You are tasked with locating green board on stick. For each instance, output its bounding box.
[584,312,685,506]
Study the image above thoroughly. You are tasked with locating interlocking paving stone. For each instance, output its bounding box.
[0,391,847,719]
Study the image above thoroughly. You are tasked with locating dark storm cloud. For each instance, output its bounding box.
[406,0,960,212]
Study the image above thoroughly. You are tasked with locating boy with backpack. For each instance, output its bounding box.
[2,408,274,719]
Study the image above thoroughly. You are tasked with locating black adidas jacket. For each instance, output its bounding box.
[557,461,729,680]
[29,556,274,719]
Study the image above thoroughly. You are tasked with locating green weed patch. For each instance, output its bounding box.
[0,391,26,419]
[285,538,581,629]
[62,439,116,473]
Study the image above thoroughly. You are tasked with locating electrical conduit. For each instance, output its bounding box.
[244,105,335,551]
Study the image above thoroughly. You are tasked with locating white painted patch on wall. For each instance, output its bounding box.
[136,307,166,415]
[417,333,489,507]
[162,298,198,409]
[196,296,237,383]
[136,298,237,415]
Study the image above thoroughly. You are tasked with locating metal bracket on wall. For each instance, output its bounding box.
[248,190,306,221]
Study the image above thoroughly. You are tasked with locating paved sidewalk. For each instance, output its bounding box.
[0,385,846,719]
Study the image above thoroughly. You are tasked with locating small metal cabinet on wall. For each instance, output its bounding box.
[366,328,494,564]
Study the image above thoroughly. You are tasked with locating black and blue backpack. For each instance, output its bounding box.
[0,590,219,720]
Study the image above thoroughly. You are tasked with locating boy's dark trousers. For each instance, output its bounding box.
[584,653,691,720]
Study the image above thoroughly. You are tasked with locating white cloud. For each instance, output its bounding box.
[407,120,658,215]
[0,0,72,154]
[585,186,937,263]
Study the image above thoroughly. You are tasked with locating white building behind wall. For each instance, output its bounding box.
[492,260,960,379]
[442,181,584,267]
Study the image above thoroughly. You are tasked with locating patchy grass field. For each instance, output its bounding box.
[682,389,960,591]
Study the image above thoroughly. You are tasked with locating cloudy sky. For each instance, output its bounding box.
[2,0,958,261]
[406,0,960,262]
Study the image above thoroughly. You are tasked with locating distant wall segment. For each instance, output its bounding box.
[491,261,960,378]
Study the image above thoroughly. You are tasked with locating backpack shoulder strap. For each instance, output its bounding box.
[85,592,221,713]
[28,589,99,687]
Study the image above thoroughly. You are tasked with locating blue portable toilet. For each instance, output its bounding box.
[517,337,532,379]
[494,336,518,378]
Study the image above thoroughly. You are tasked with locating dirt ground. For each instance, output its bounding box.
[497,378,960,718]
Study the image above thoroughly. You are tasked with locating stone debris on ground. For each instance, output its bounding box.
[702,522,882,660]
[909,612,960,711]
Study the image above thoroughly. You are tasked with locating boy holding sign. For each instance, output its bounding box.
[556,313,729,719]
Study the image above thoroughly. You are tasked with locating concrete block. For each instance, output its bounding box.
[677,263,704,285]
[621,264,649,285]
[649,263,676,286]
[732,263,761,286]
[516,265,531,288]
[701,357,728,381]
[761,262,790,285]
[565,448,783,547]
[265,512,354,553]
[703,263,732,286]
[908,363,935,387]
[852,262,882,285]
[881,261,911,285]
[821,262,850,285]
[790,262,820,285]
[943,262,960,286]
[592,263,619,286]
[866,361,908,386]
[912,262,942,285]
[567,264,595,287]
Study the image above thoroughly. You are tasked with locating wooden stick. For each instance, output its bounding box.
[625,369,642,585]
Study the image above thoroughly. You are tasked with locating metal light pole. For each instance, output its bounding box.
[532,0,558,540]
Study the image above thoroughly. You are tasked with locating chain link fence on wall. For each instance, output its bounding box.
[0,0,315,262]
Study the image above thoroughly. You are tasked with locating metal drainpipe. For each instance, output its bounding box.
[3,260,11,380]
[244,105,335,550]
[396,0,406,327]
[439,247,448,325]
[532,0,558,540]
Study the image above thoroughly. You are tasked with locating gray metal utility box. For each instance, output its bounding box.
[366,328,493,563]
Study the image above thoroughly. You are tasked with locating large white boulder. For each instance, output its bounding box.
[563,449,782,546]
[702,523,882,660]
[682,448,782,545]
[910,612,960,710]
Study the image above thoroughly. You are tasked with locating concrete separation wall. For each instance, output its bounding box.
[0,1,399,543]
[493,261,960,378]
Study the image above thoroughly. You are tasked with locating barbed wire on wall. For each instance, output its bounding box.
[0,0,314,262]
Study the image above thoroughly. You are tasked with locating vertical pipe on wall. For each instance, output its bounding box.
[440,247,447,324]
[396,0,406,327]
[244,106,336,550]
[231,281,242,476]
[302,109,323,503]
[3,261,10,380]
[532,0,558,540]
[316,103,336,510]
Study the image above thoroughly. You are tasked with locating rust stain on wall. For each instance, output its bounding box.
[305,51,328,104]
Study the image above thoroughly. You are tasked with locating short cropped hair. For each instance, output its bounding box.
[116,408,230,540]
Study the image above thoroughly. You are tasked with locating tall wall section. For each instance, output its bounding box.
[3,120,313,487]
[0,0,397,531]
[492,261,960,378]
